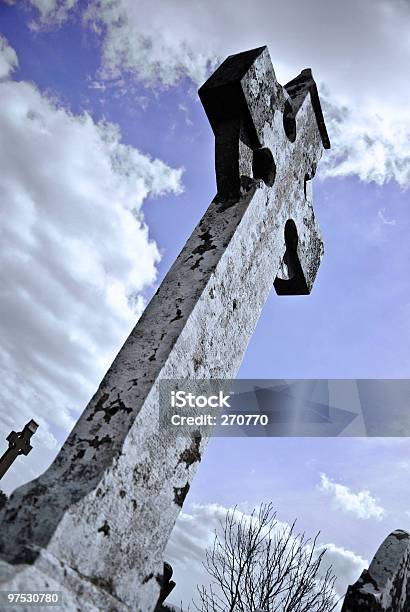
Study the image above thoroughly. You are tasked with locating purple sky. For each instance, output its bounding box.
[1,1,410,608]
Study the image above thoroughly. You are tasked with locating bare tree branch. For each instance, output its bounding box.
[194,503,338,612]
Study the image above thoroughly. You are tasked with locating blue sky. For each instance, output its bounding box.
[0,0,410,608]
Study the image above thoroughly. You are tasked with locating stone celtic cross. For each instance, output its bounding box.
[0,47,329,611]
[0,420,38,481]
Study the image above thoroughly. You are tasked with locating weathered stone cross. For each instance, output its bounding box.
[0,47,329,611]
[0,420,38,481]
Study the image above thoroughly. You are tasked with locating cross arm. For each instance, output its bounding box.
[5,431,17,444]
[284,69,330,150]
[198,46,286,201]
[199,45,330,296]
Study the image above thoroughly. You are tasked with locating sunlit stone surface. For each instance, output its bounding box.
[0,46,329,611]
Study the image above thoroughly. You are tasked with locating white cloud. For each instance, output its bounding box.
[27,0,79,28]
[164,503,227,609]
[23,0,410,186]
[0,41,183,495]
[318,473,386,521]
[378,208,396,226]
[319,95,410,187]
[0,34,18,79]
[314,542,368,604]
[44,0,410,189]
[165,503,366,611]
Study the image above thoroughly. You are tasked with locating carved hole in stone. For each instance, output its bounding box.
[304,163,317,198]
[284,219,298,250]
[282,219,298,280]
[304,174,311,198]
[283,100,296,142]
[252,147,276,186]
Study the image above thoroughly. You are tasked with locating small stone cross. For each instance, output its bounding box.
[0,420,38,480]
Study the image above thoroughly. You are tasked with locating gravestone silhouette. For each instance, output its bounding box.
[342,530,410,611]
[0,420,38,480]
[0,46,330,611]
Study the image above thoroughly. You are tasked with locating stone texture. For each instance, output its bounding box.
[154,562,175,610]
[342,530,410,611]
[0,492,7,511]
[0,46,329,611]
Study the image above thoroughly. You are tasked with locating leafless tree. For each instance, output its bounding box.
[194,503,338,612]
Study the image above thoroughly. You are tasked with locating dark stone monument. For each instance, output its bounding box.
[342,530,410,611]
[0,420,38,481]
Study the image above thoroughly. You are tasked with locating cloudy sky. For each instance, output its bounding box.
[0,0,410,608]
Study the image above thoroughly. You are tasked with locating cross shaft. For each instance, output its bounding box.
[0,47,330,612]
